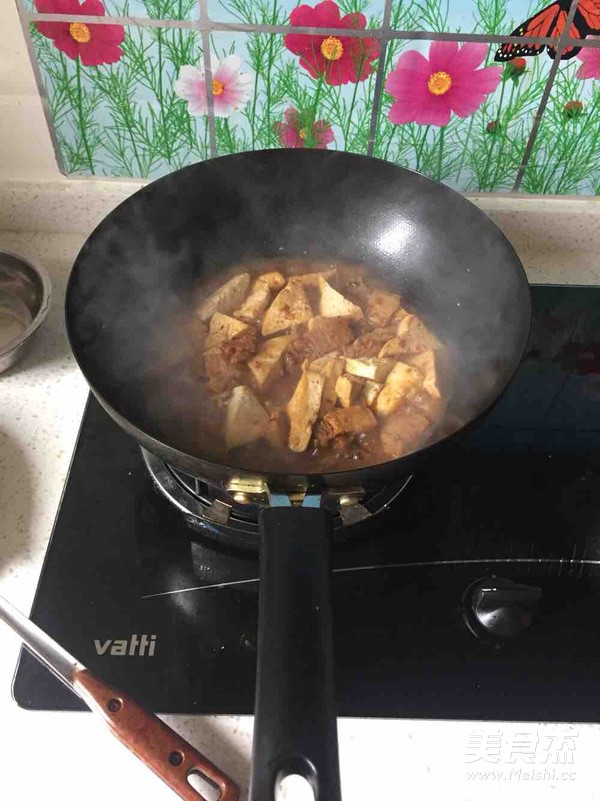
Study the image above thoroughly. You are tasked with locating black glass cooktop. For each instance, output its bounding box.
[13,285,600,721]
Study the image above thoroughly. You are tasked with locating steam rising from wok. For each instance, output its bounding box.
[66,150,530,481]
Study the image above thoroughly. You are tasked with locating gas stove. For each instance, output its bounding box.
[13,285,600,722]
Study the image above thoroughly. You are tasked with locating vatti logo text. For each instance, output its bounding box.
[93,634,157,656]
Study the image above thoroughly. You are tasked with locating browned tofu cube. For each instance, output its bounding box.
[392,306,410,322]
[396,314,441,352]
[289,268,337,287]
[287,370,325,452]
[234,281,271,323]
[254,271,285,291]
[344,356,395,382]
[225,386,270,450]
[205,312,251,351]
[248,335,292,387]
[197,274,251,322]
[335,374,364,408]
[403,349,442,399]
[374,362,424,416]
[310,355,344,414]
[262,281,313,336]
[318,277,363,321]
[378,337,405,359]
[362,379,383,407]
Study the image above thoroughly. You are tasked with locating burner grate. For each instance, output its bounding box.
[141,448,412,549]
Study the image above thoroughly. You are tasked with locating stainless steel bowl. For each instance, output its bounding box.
[0,250,51,374]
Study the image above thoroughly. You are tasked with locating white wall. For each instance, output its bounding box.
[0,2,62,180]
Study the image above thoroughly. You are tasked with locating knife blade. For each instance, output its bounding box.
[0,593,239,801]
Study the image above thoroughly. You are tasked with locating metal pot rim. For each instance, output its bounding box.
[0,249,52,358]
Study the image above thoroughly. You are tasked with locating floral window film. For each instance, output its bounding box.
[16,0,600,193]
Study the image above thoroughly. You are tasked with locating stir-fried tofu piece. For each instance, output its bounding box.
[335,374,364,408]
[234,281,270,324]
[309,351,341,371]
[377,337,406,359]
[345,356,395,383]
[254,271,285,291]
[365,290,402,327]
[378,336,414,359]
[396,314,441,352]
[380,408,431,459]
[248,335,292,387]
[392,306,410,323]
[403,349,442,399]
[310,355,344,414]
[318,277,363,321]
[262,281,313,336]
[374,362,424,416]
[362,379,383,408]
[205,313,251,351]
[197,274,251,322]
[225,386,270,450]
[287,370,325,452]
[290,268,337,287]
[314,406,377,447]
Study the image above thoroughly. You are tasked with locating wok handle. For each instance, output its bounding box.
[73,668,240,801]
[250,506,341,801]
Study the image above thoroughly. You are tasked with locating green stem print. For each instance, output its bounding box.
[489,79,517,190]
[436,126,445,181]
[75,58,95,174]
[342,48,367,150]
[263,0,279,147]
[415,125,430,171]
[453,115,475,185]
[248,45,262,149]
[306,74,325,148]
[156,29,173,165]
[478,74,507,191]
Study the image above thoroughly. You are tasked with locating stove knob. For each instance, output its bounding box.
[462,577,542,640]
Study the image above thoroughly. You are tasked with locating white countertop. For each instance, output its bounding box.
[1,228,600,801]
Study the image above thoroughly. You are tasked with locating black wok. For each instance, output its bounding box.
[66,150,530,801]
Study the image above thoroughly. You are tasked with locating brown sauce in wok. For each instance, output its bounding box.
[148,259,456,474]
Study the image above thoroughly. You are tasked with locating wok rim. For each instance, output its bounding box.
[65,149,532,484]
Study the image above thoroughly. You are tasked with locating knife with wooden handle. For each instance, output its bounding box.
[0,593,239,801]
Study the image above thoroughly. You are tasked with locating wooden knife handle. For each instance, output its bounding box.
[73,668,240,801]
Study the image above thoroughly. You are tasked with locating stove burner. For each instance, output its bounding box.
[141,448,413,549]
